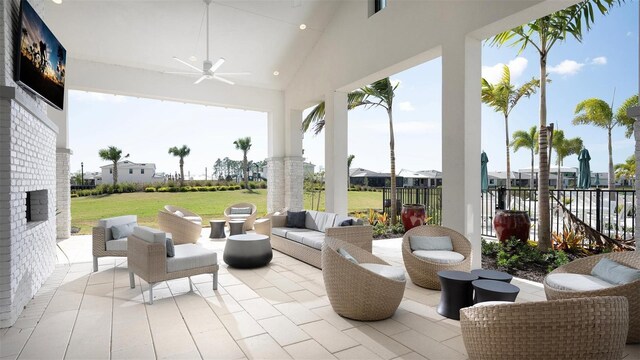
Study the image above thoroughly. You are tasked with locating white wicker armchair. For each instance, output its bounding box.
[157,205,202,244]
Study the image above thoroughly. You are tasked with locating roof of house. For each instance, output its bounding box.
[100,160,156,169]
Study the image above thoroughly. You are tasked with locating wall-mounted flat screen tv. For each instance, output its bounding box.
[15,0,66,110]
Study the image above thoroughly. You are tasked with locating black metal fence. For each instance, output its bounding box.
[383,187,635,242]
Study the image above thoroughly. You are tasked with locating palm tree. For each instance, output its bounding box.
[233,137,252,191]
[550,130,583,189]
[482,65,540,191]
[98,146,128,186]
[572,95,636,189]
[617,95,639,138]
[490,0,623,250]
[303,78,400,224]
[168,145,191,187]
[347,154,355,188]
[511,126,538,188]
[614,155,635,181]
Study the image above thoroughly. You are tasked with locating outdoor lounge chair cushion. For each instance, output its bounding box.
[359,263,406,282]
[133,226,167,244]
[286,211,307,228]
[472,301,512,308]
[111,222,137,240]
[409,236,453,251]
[98,215,137,241]
[184,216,202,224]
[305,211,337,232]
[545,273,615,292]
[106,238,127,251]
[272,227,290,238]
[174,210,185,217]
[412,250,465,264]
[166,237,175,257]
[229,207,252,215]
[166,244,217,273]
[285,229,317,243]
[335,215,364,226]
[302,235,325,250]
[591,258,640,285]
[338,248,358,264]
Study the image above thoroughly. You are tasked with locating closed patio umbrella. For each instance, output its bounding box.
[578,148,591,189]
[481,151,489,193]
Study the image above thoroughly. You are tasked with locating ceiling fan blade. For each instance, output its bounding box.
[210,58,225,73]
[213,75,234,85]
[215,72,251,76]
[194,75,208,85]
[173,57,202,72]
[165,71,200,75]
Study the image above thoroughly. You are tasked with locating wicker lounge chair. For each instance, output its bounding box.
[224,203,257,231]
[544,251,640,343]
[401,225,472,290]
[157,205,202,245]
[460,296,629,360]
[92,215,137,272]
[322,237,406,321]
[127,226,218,305]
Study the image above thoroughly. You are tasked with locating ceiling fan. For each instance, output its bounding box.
[168,0,249,85]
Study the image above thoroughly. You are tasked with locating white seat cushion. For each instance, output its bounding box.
[301,235,325,250]
[272,227,291,238]
[359,263,406,282]
[412,250,465,264]
[105,238,127,251]
[545,273,615,292]
[184,216,202,224]
[133,226,166,244]
[285,229,317,243]
[167,244,217,273]
[472,301,512,308]
[98,215,137,241]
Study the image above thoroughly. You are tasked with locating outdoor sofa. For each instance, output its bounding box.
[256,210,372,268]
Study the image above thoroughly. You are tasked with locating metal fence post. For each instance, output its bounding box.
[596,188,601,233]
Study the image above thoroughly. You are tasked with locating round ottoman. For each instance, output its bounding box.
[224,234,272,268]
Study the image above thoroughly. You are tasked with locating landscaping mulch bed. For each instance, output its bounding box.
[481,254,548,283]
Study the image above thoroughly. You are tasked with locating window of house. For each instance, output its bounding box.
[129,169,133,174]
[109,169,112,174]
[141,169,145,174]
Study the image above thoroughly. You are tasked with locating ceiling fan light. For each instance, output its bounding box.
[273,71,280,76]
[299,24,307,30]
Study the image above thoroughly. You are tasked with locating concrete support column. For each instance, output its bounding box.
[441,35,482,269]
[56,149,71,239]
[267,103,285,212]
[631,107,640,248]
[324,91,349,214]
[284,109,304,211]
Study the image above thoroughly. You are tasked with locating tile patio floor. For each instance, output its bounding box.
[1,230,639,359]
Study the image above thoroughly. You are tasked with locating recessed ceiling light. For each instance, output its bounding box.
[299,24,307,30]
[273,71,280,76]
[189,56,198,62]
[52,0,62,4]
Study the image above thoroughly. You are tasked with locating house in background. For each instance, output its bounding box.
[349,168,403,187]
[99,160,165,185]
[398,169,442,187]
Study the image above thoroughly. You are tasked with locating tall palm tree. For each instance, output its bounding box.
[617,95,639,138]
[347,154,355,188]
[233,137,252,191]
[490,0,623,250]
[168,145,191,187]
[303,78,400,224]
[98,146,128,186]
[550,130,583,189]
[614,155,635,181]
[482,65,540,191]
[511,126,538,189]
[572,95,636,189]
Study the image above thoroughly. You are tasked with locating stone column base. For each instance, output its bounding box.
[56,148,72,239]
[284,156,304,211]
[266,157,285,212]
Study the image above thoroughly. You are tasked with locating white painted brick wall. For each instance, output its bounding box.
[284,156,304,211]
[0,0,56,329]
[56,150,70,239]
[266,157,284,212]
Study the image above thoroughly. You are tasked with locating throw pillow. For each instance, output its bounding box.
[230,207,252,215]
[409,236,453,251]
[339,219,354,226]
[166,237,175,257]
[338,248,358,264]
[286,211,306,228]
[591,258,640,285]
[110,222,137,239]
[174,210,185,217]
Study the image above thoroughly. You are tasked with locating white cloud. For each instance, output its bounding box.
[481,57,528,84]
[591,56,607,65]
[548,60,584,76]
[398,101,415,111]
[627,31,633,37]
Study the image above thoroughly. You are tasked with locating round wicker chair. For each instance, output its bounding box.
[401,225,472,290]
[224,202,258,231]
[322,237,406,321]
[543,251,640,343]
[460,296,629,360]
[158,205,202,245]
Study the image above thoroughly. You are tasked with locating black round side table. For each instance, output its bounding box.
[209,220,226,239]
[437,271,478,320]
[472,279,520,304]
[470,269,513,283]
[228,220,245,236]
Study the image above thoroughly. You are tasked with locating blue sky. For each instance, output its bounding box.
[69,2,637,178]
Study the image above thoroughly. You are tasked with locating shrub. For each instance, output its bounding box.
[70,193,79,198]
[219,186,228,191]
[144,187,156,192]
[158,187,170,193]
[259,182,267,189]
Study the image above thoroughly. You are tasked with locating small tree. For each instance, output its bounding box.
[347,154,355,188]
[168,145,191,187]
[551,130,583,190]
[511,126,538,189]
[233,137,252,191]
[614,155,635,181]
[98,146,128,186]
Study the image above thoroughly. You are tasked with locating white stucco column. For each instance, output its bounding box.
[284,109,304,211]
[267,103,285,212]
[631,106,640,248]
[49,89,71,240]
[441,35,482,269]
[324,91,349,214]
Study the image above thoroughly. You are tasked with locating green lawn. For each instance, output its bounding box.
[71,189,382,234]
